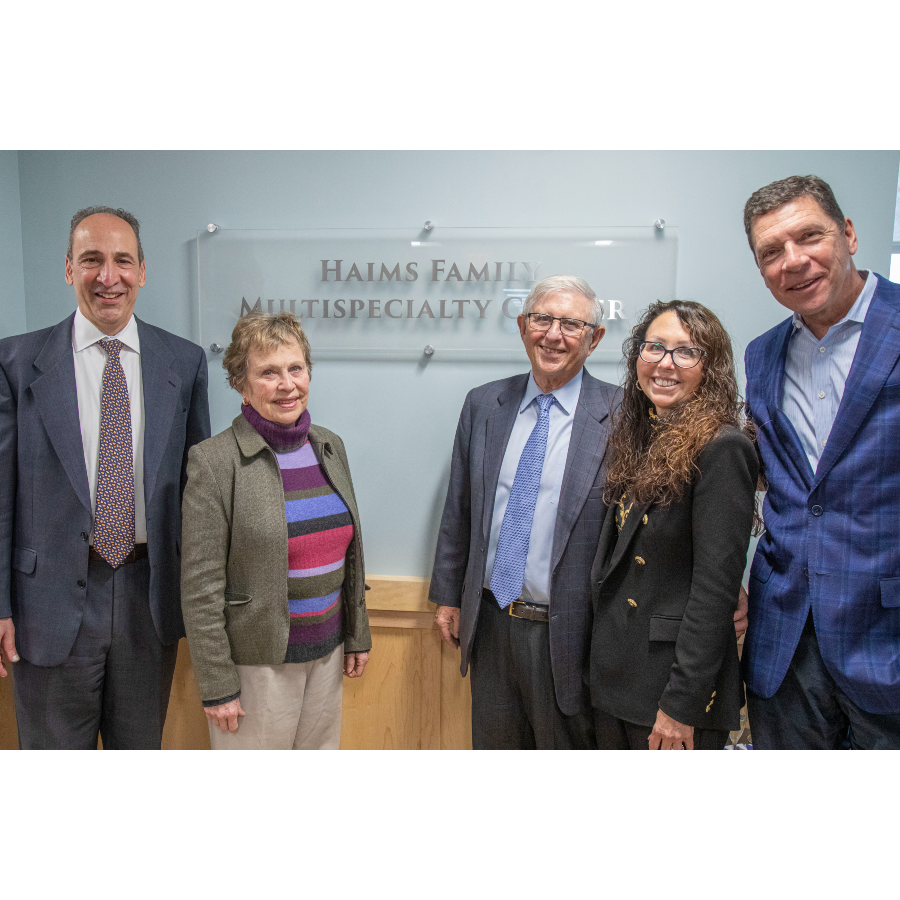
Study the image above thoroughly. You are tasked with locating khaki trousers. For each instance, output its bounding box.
[209,643,344,750]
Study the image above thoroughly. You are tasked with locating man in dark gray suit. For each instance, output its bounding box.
[0,206,210,749]
[430,275,617,749]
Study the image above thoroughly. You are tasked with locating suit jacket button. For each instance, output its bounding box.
[811,504,823,516]
[635,556,645,565]
[81,532,89,541]
[627,598,637,608]
[77,579,86,588]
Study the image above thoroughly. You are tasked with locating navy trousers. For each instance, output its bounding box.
[13,554,178,750]
[747,611,900,750]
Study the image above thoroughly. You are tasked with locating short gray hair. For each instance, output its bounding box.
[743,175,845,255]
[522,275,604,325]
[68,206,144,264]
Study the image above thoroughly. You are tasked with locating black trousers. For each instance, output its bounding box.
[592,703,730,750]
[747,611,900,750]
[469,591,596,749]
[13,554,178,750]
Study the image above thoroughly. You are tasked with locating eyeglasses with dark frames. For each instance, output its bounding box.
[525,313,597,337]
[638,341,706,369]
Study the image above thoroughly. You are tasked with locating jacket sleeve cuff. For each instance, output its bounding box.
[202,690,241,708]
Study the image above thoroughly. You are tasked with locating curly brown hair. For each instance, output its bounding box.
[605,300,759,525]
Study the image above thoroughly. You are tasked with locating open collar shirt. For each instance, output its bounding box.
[484,367,584,605]
[781,269,876,475]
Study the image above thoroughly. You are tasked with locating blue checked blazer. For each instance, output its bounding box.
[429,368,619,716]
[743,274,900,714]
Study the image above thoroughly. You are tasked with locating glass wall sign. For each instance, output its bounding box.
[198,226,678,360]
[198,226,679,577]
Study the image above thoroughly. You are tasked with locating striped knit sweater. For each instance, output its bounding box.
[242,404,354,664]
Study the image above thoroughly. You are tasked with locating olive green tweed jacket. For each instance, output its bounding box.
[181,414,371,704]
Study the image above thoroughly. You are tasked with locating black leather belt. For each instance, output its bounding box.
[483,588,549,623]
[89,544,148,564]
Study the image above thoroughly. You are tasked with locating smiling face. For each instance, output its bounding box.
[65,213,146,335]
[241,339,310,425]
[636,310,704,417]
[750,196,863,339]
[517,291,605,393]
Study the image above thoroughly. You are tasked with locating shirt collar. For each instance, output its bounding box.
[72,308,141,354]
[520,367,583,416]
[791,269,876,335]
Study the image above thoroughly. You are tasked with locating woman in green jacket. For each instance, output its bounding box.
[182,312,370,749]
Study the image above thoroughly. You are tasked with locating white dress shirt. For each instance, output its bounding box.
[782,270,876,474]
[72,308,147,544]
[484,368,584,605]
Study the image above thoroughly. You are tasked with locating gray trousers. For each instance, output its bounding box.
[469,590,596,749]
[13,554,178,750]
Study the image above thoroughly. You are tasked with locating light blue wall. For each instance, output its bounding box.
[14,151,900,576]
[0,151,26,338]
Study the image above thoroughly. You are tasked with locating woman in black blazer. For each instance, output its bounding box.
[590,300,759,749]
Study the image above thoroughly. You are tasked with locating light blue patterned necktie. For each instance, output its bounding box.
[490,392,556,608]
[93,338,135,568]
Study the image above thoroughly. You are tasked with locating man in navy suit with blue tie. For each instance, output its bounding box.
[743,175,900,749]
[0,207,210,749]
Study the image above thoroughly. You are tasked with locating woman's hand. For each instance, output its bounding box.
[205,698,246,734]
[648,708,694,749]
[344,651,369,678]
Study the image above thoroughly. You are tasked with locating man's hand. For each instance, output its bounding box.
[204,697,245,734]
[734,586,749,638]
[434,605,460,649]
[0,618,19,677]
[648,708,694,750]
[344,651,369,678]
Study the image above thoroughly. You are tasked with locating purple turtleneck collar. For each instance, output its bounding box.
[241,403,311,453]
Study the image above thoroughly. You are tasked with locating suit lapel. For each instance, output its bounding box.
[550,372,612,573]
[30,314,92,513]
[814,286,900,486]
[137,318,181,507]
[763,319,815,490]
[481,375,527,542]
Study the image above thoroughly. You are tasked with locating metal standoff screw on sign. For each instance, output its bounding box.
[424,345,435,356]
[654,219,666,230]
[209,344,223,354]
[424,221,434,231]
[207,224,219,233]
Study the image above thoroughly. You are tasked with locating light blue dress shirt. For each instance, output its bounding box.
[782,270,876,473]
[484,368,584,605]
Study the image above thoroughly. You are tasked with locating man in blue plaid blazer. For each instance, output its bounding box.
[743,175,900,749]
[429,275,617,749]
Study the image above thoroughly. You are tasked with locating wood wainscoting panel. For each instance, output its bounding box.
[340,625,442,749]
[162,639,210,750]
[0,576,475,750]
[440,641,473,750]
[0,667,17,749]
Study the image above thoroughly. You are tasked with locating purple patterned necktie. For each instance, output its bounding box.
[93,339,135,567]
